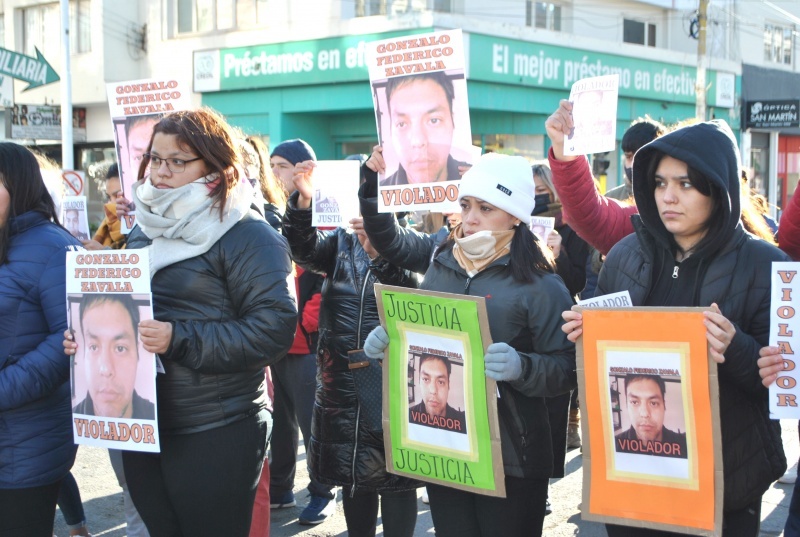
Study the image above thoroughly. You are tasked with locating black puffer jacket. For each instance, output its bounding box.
[127,212,297,435]
[282,193,419,493]
[598,120,788,511]
[359,190,577,479]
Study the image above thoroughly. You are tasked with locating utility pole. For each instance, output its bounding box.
[60,0,73,169]
[695,0,709,121]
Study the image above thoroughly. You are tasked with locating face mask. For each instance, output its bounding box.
[532,193,551,215]
[624,166,633,183]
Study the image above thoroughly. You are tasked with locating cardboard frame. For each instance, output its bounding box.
[375,284,505,497]
[577,307,722,535]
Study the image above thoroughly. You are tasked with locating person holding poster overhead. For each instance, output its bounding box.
[74,108,297,536]
[0,142,81,536]
[282,161,420,537]
[360,152,576,536]
[560,120,789,536]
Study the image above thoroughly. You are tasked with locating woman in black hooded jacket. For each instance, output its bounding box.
[282,161,420,537]
[558,116,788,536]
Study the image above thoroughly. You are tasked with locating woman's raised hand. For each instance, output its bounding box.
[365,145,386,174]
[293,160,316,209]
[544,100,577,162]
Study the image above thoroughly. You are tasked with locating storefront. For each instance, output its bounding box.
[195,28,739,191]
[742,64,800,215]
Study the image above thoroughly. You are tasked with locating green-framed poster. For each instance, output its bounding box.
[375,284,505,497]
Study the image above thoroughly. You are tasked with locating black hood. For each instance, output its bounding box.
[632,120,742,256]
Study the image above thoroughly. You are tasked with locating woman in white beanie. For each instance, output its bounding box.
[357,148,577,536]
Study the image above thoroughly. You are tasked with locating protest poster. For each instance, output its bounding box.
[577,307,722,535]
[310,160,361,227]
[375,284,505,497]
[66,249,160,453]
[530,215,555,243]
[106,78,193,233]
[578,290,633,309]
[564,74,619,156]
[769,261,800,418]
[366,29,474,213]
[61,196,90,241]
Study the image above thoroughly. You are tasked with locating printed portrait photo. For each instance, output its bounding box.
[604,347,692,481]
[69,293,156,421]
[372,70,474,187]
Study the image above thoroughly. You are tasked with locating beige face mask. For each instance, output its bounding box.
[451,228,515,277]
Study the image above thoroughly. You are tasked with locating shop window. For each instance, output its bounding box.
[474,134,545,161]
[623,19,656,47]
[764,23,793,65]
[21,1,91,58]
[526,2,561,31]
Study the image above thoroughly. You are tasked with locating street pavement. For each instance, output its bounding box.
[56,420,799,536]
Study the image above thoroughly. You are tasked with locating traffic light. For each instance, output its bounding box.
[592,153,610,177]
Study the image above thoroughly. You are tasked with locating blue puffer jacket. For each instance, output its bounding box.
[0,211,79,488]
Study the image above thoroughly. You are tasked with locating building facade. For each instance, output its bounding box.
[1,0,797,222]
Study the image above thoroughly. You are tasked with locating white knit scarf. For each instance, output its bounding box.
[134,173,253,276]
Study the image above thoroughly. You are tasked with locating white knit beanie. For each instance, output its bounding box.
[457,153,535,223]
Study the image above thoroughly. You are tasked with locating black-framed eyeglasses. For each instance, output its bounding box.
[145,154,202,173]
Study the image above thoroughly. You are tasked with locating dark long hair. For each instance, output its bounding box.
[643,151,726,257]
[438,224,555,284]
[0,143,59,265]
[246,135,287,210]
[139,108,241,218]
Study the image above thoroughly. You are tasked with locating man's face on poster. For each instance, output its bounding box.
[65,209,80,235]
[389,78,455,184]
[625,378,666,442]
[127,118,159,180]
[81,300,139,419]
[420,357,450,418]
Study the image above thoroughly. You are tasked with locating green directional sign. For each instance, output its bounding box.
[0,47,59,90]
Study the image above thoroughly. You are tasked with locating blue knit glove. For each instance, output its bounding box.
[364,326,390,359]
[484,342,523,381]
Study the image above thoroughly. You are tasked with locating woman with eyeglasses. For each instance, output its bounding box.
[64,108,297,536]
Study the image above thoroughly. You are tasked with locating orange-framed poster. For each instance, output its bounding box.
[577,307,722,536]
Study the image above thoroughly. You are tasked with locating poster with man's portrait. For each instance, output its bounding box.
[366,29,475,213]
[375,284,505,497]
[564,74,619,156]
[106,78,193,233]
[577,307,722,536]
[61,196,90,242]
[66,249,160,453]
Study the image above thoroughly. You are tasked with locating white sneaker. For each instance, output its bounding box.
[421,488,429,504]
[779,465,797,484]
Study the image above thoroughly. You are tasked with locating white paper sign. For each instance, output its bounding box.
[769,262,800,418]
[61,196,90,242]
[578,290,633,309]
[311,160,361,227]
[66,249,160,452]
[530,216,555,243]
[564,74,619,156]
